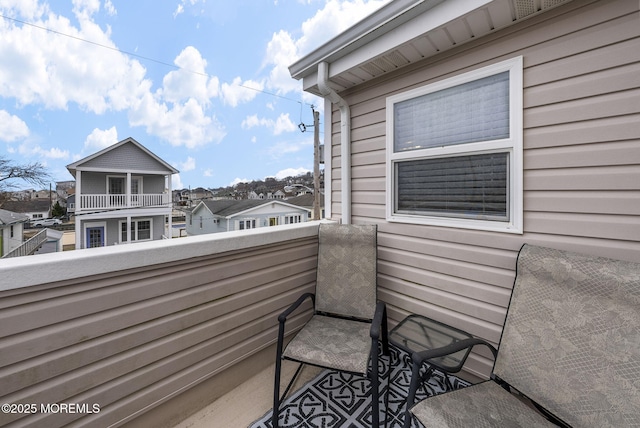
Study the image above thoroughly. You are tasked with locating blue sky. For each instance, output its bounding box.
[0,0,388,190]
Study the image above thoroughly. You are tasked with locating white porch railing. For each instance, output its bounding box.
[79,193,170,210]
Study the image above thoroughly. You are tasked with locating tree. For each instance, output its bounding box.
[51,201,66,218]
[0,156,51,202]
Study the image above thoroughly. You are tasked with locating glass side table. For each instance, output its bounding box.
[390,314,475,389]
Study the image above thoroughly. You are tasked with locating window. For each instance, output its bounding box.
[285,214,302,224]
[108,176,126,194]
[120,219,153,243]
[386,57,523,233]
[239,219,256,230]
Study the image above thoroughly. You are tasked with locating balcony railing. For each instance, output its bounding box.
[78,193,170,210]
[0,222,320,428]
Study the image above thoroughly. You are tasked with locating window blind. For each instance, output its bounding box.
[395,152,509,220]
[394,72,510,152]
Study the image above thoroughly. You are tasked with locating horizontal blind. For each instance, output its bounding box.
[395,153,509,220]
[394,72,510,152]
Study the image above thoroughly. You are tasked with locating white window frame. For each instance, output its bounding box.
[119,218,153,243]
[238,218,256,230]
[386,57,523,234]
[284,214,302,224]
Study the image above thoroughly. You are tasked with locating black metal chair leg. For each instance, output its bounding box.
[403,356,423,428]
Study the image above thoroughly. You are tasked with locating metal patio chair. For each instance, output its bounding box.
[404,244,640,427]
[273,223,389,427]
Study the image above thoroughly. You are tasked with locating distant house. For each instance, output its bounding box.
[286,193,325,221]
[66,137,178,249]
[0,209,29,257]
[186,199,311,236]
[1,200,51,221]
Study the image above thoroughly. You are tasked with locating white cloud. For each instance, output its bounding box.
[263,0,390,96]
[172,173,184,189]
[173,0,204,18]
[83,126,118,151]
[178,156,196,172]
[203,168,213,177]
[230,177,250,186]
[17,141,69,159]
[274,167,310,179]
[0,110,30,142]
[161,46,219,104]
[220,77,264,107]
[128,94,227,148]
[242,113,296,135]
[104,0,116,16]
[0,4,150,114]
[0,5,225,149]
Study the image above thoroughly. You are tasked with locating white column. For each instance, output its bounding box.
[75,170,82,249]
[167,174,172,239]
[126,172,131,208]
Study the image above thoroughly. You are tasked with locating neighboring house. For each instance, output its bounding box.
[66,137,179,249]
[0,209,28,257]
[286,193,325,220]
[0,200,51,221]
[290,0,639,379]
[186,199,311,236]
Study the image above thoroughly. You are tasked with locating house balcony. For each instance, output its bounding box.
[0,220,487,428]
[71,193,171,212]
[0,222,323,428]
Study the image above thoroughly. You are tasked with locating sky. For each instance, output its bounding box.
[0,0,389,190]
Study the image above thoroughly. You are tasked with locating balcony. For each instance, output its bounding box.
[0,222,321,428]
[73,193,171,212]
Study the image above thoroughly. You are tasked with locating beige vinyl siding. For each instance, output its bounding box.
[0,232,317,427]
[327,0,640,379]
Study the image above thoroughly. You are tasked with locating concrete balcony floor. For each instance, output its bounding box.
[174,360,322,428]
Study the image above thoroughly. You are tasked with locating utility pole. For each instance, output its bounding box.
[313,108,320,220]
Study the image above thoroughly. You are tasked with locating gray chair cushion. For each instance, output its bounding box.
[283,315,371,374]
[315,224,377,320]
[494,244,640,427]
[411,381,556,428]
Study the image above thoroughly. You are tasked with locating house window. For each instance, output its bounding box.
[108,176,126,194]
[285,214,302,224]
[120,218,153,243]
[239,219,256,230]
[386,57,523,233]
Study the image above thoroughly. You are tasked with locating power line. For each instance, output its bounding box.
[0,13,311,106]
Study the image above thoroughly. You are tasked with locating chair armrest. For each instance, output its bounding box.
[278,292,315,323]
[370,301,387,339]
[412,337,498,365]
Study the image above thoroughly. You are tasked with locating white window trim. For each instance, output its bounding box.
[119,218,153,243]
[237,218,257,230]
[385,56,523,234]
[107,175,126,194]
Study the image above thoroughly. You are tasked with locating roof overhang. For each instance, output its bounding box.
[289,0,574,95]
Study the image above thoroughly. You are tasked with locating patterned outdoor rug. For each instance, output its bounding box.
[250,345,470,428]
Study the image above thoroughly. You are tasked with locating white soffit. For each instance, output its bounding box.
[292,0,574,95]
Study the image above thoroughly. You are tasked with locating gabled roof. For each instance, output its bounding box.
[286,193,325,208]
[194,199,310,219]
[290,0,574,95]
[66,137,178,177]
[0,209,29,226]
